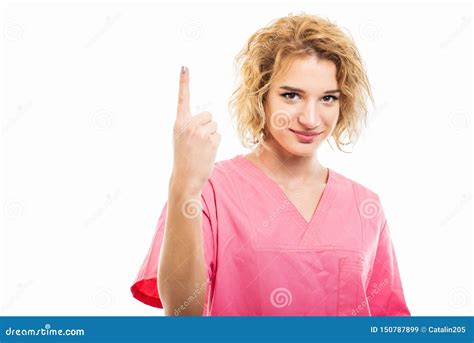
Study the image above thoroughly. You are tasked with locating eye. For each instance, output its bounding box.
[281,92,301,102]
[322,95,339,104]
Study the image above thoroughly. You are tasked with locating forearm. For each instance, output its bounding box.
[157,182,207,316]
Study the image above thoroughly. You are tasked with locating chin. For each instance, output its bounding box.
[266,131,323,157]
[285,145,316,157]
[282,130,331,157]
[278,139,318,157]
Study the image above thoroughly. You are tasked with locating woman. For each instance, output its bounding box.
[130,13,411,316]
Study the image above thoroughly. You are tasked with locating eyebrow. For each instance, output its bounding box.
[279,85,341,94]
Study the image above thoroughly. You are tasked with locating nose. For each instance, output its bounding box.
[297,100,321,129]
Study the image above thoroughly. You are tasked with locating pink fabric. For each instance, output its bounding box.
[131,154,410,316]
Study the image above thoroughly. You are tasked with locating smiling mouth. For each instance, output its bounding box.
[289,129,323,137]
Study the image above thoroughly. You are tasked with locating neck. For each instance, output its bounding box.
[251,137,325,185]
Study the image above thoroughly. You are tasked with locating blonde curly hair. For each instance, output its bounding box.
[228,13,374,153]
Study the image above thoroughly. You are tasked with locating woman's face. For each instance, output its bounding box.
[263,55,340,157]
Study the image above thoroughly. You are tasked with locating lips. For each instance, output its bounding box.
[289,128,323,143]
[289,129,322,137]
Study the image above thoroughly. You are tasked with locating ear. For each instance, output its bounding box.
[260,125,268,142]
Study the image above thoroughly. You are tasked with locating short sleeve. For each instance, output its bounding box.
[130,183,217,312]
[366,218,411,316]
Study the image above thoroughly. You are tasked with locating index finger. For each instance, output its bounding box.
[177,66,190,118]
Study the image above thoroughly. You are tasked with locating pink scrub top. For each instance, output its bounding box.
[131,154,410,316]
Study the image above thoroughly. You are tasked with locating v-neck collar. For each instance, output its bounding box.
[236,154,336,230]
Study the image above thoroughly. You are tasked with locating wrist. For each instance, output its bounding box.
[168,174,202,198]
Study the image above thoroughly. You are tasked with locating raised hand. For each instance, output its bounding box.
[171,66,221,194]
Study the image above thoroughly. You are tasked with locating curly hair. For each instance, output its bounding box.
[228,13,374,153]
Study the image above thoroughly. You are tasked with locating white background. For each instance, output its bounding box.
[1,0,472,316]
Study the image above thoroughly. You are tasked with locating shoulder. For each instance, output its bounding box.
[330,168,380,201]
[200,154,244,200]
[329,168,386,225]
[207,154,248,185]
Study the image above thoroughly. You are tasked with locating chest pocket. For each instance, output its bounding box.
[337,253,371,316]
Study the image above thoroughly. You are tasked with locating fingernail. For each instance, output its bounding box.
[181,66,186,74]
